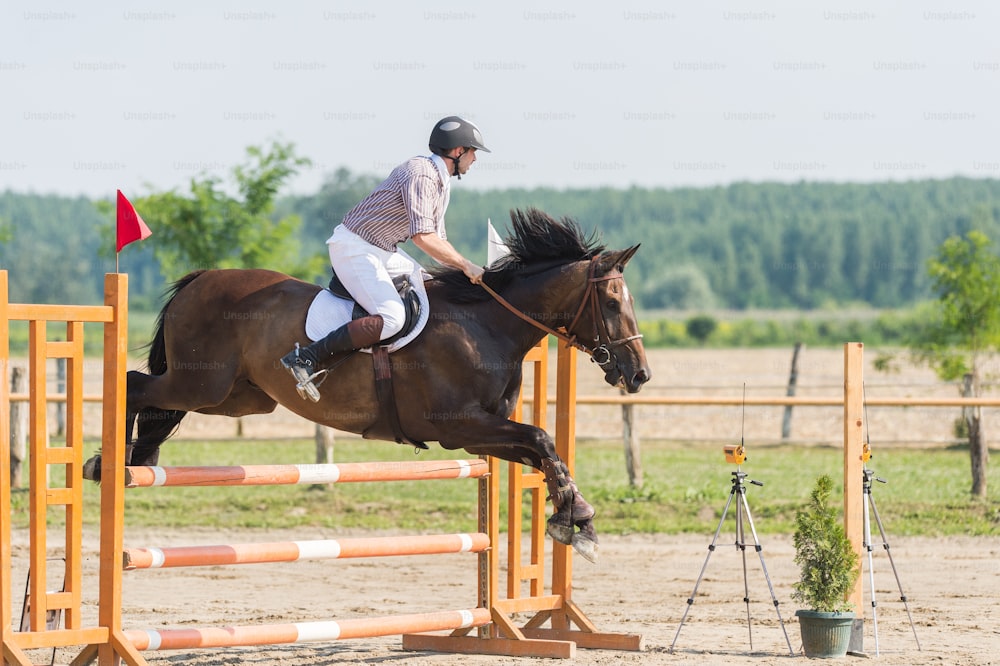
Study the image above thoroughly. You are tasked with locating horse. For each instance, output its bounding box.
[84,208,651,562]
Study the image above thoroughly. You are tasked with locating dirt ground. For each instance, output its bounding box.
[9,348,1000,664]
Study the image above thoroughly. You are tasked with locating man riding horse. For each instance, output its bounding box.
[280,116,490,401]
[93,116,650,563]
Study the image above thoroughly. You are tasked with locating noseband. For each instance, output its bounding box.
[478,256,643,372]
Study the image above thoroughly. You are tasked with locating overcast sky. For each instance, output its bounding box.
[2,0,998,199]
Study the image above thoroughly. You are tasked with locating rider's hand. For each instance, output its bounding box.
[465,263,485,285]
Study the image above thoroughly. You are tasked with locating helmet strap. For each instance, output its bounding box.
[446,148,468,180]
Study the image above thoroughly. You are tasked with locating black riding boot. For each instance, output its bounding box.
[280,315,384,401]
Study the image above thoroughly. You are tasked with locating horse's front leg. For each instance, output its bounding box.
[440,412,601,563]
[540,459,598,563]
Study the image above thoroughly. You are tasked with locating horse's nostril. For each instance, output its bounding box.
[634,368,650,385]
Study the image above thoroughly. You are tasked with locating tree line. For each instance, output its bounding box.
[3,174,1000,312]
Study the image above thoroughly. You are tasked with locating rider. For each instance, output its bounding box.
[280,115,490,401]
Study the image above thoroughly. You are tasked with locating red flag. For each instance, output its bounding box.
[116,189,152,252]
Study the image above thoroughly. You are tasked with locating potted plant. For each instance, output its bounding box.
[792,474,860,658]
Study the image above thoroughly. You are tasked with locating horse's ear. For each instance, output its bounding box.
[614,244,640,271]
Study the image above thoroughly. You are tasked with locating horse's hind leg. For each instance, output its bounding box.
[82,405,181,481]
[84,368,214,482]
[130,407,185,465]
[82,407,136,482]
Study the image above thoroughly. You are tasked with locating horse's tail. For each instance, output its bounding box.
[134,271,207,456]
[146,270,205,373]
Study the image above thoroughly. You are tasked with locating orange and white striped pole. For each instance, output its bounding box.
[125,459,487,487]
[123,533,489,569]
[124,608,491,650]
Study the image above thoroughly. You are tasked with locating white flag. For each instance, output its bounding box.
[487,218,510,265]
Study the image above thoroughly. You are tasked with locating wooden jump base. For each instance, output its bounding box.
[0,269,642,664]
[124,458,487,487]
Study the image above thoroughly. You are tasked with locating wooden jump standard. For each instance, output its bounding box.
[0,270,641,664]
[1,272,143,666]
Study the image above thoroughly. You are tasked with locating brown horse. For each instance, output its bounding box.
[84,208,651,561]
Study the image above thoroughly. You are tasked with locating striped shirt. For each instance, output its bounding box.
[340,155,451,252]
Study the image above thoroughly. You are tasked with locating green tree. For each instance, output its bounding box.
[132,140,321,280]
[685,314,718,345]
[909,230,1000,497]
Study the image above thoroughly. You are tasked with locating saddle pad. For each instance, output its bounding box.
[304,285,430,354]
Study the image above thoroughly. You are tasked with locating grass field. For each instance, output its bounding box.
[12,436,999,537]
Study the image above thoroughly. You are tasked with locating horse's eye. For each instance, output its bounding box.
[605,299,620,313]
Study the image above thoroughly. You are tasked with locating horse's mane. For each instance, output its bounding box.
[430,208,605,303]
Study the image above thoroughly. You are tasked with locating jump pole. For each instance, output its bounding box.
[123,533,491,569]
[123,609,492,650]
[123,458,487,487]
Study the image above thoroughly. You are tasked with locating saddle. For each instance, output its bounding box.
[327,269,427,450]
[327,269,422,346]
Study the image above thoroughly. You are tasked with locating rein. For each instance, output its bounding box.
[477,256,642,368]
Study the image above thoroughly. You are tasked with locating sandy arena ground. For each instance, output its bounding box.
[8,348,1000,664]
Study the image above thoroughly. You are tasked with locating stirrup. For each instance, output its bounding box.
[295,379,321,402]
[292,367,325,403]
[284,343,322,402]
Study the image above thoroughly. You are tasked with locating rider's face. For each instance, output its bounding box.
[456,147,477,175]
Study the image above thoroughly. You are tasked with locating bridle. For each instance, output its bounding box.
[477,255,643,372]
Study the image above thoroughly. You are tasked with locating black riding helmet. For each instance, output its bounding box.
[429,116,491,158]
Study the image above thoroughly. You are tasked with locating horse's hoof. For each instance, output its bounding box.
[82,455,101,483]
[571,534,599,563]
[546,521,574,546]
[571,496,596,522]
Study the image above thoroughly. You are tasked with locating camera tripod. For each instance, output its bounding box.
[861,466,921,656]
[670,469,794,655]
